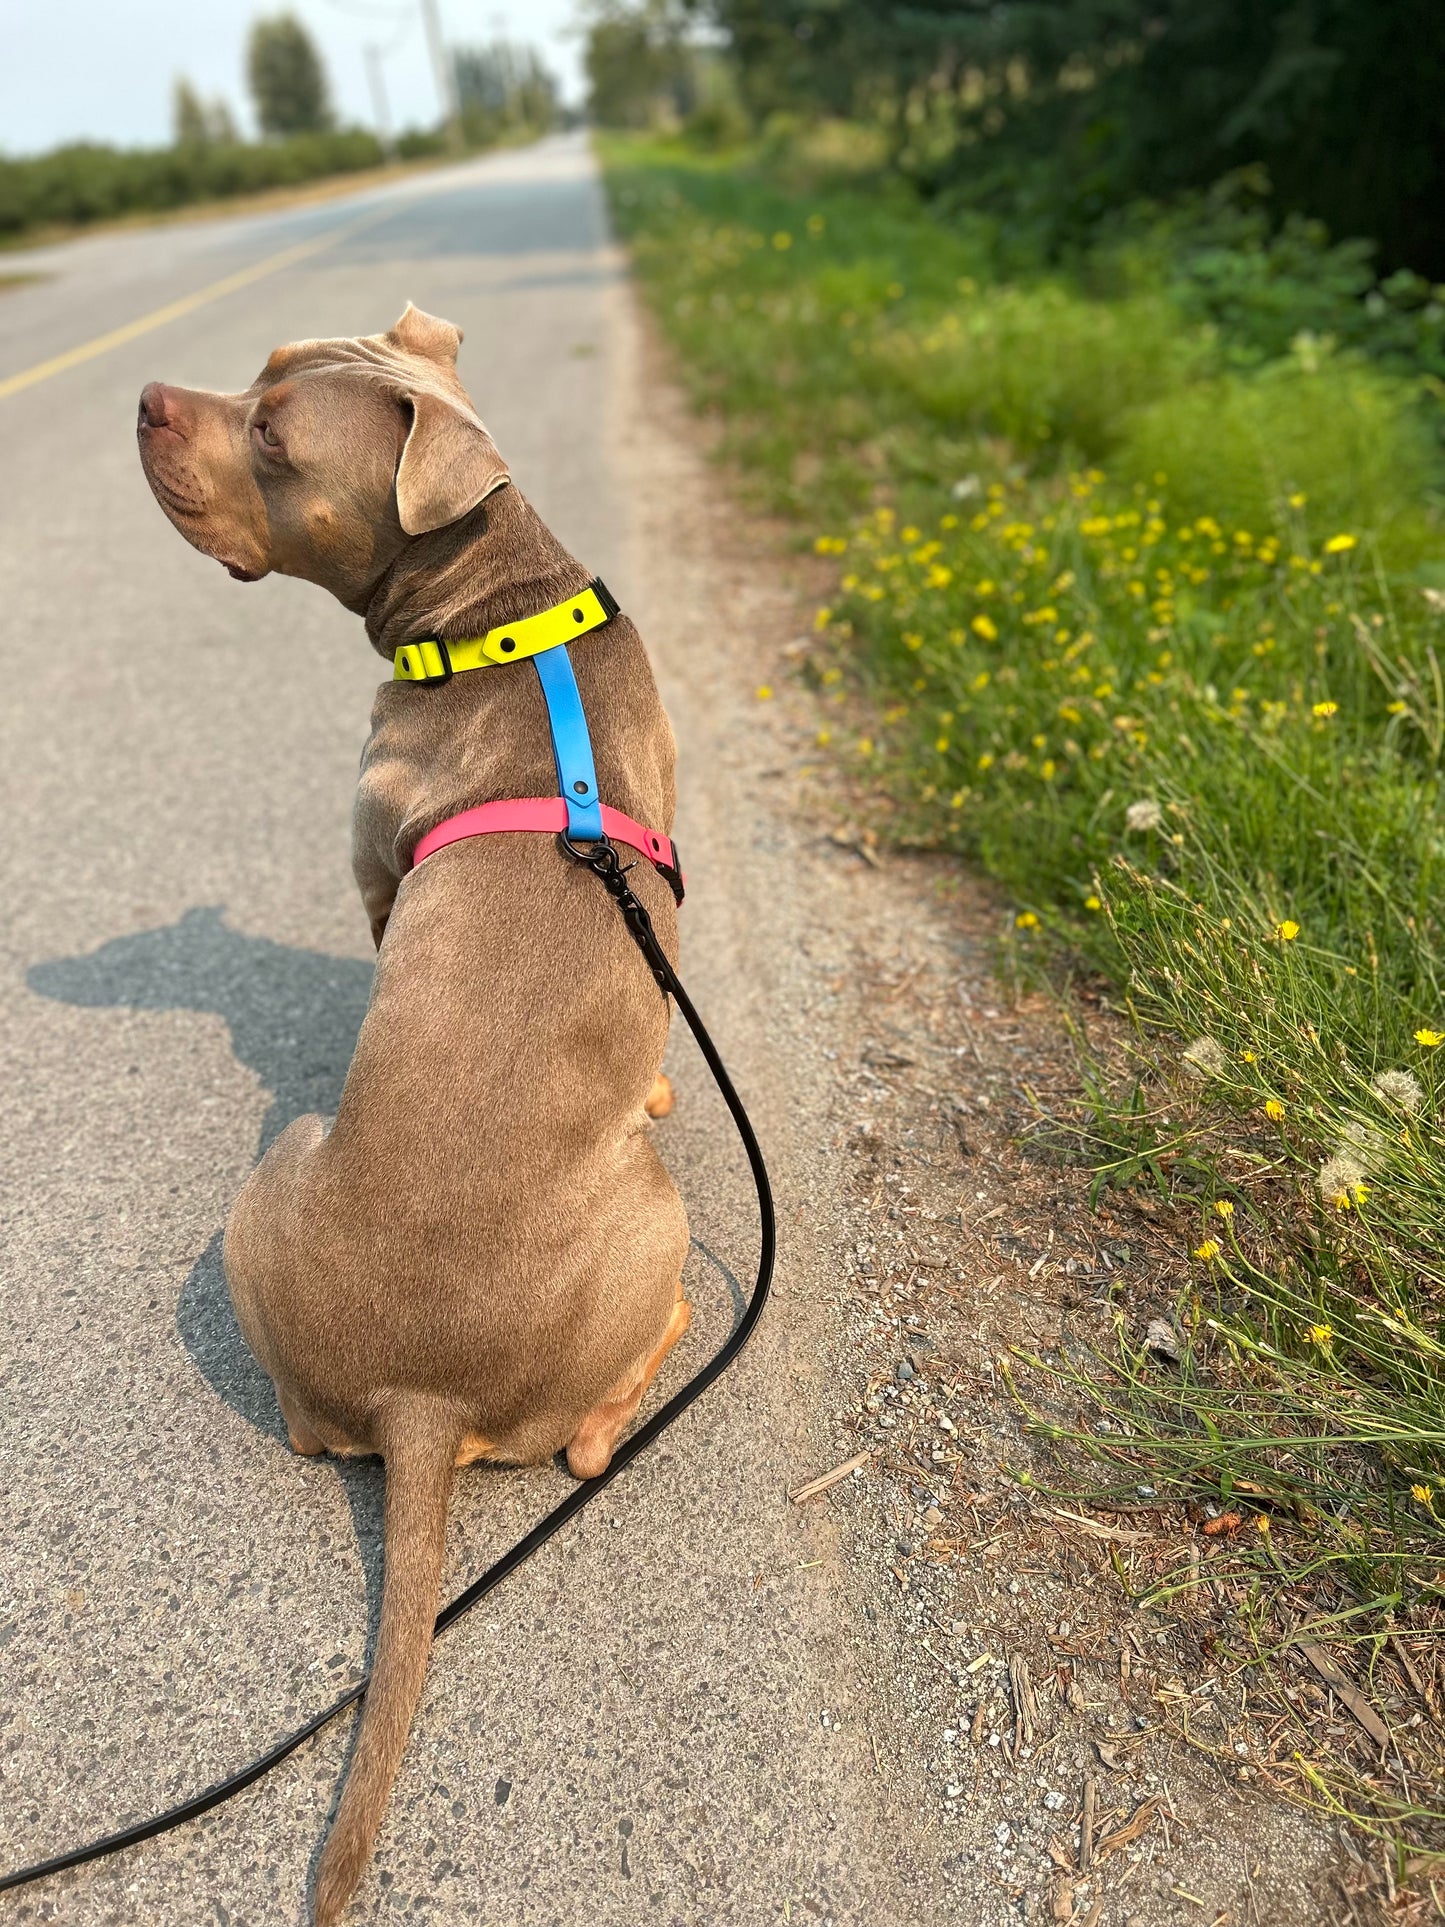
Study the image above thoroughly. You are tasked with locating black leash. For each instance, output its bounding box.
[0,836,774,1896]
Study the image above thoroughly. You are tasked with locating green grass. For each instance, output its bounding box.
[604,132,1445,1840]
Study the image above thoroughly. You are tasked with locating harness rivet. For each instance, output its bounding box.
[572,607,584,621]
[500,637,515,652]
[573,780,589,794]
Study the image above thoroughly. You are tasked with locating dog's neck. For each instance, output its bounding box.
[361,484,592,658]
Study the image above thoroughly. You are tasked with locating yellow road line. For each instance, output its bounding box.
[0,202,394,403]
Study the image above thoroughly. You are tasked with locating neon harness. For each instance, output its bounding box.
[395,579,684,905]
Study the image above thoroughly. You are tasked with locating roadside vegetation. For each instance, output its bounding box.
[0,13,560,246]
[594,0,1445,1862]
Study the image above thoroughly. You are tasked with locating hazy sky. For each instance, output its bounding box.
[0,0,590,156]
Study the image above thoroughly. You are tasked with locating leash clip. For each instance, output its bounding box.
[557,832,671,995]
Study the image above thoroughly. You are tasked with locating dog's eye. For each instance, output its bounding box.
[254,421,281,449]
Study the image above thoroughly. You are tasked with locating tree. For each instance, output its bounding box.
[452,41,559,141]
[247,14,334,138]
[173,78,239,149]
[583,0,698,129]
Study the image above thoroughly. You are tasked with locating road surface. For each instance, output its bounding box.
[0,137,950,1925]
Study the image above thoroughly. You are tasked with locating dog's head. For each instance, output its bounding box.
[136,304,508,605]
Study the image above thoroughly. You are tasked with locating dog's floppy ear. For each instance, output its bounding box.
[394,389,509,535]
[385,303,462,366]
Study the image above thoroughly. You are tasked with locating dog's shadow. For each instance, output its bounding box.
[28,906,390,1612]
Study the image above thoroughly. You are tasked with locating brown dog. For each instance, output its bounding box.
[137,305,690,1923]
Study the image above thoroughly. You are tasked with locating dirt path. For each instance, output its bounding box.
[614,279,1362,1926]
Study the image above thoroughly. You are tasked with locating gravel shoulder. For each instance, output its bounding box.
[614,276,1367,1926]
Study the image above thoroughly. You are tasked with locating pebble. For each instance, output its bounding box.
[1042,1789,1065,1810]
[922,1506,943,1527]
[895,1360,916,1382]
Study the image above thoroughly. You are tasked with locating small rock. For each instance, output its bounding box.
[1042,1789,1065,1811]
[895,1360,916,1382]
[922,1506,943,1527]
[1144,1317,1180,1363]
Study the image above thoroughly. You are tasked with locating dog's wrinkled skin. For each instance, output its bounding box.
[137,306,689,1924]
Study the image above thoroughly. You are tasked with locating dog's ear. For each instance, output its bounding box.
[386,304,462,366]
[394,389,509,535]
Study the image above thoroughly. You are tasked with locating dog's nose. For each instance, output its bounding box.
[138,382,173,431]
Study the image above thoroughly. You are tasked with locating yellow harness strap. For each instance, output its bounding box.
[392,578,619,685]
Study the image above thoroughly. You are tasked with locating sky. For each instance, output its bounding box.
[0,0,590,156]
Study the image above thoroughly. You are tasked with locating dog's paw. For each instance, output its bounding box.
[644,1073,675,1121]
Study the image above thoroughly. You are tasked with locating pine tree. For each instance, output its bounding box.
[247,13,334,138]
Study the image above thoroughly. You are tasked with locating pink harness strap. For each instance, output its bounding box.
[409,797,684,903]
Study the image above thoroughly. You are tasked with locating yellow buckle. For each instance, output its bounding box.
[393,638,450,683]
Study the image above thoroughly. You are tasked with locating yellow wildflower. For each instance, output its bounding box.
[813,606,832,630]
[1413,1484,1434,1507]
[755,685,773,700]
[1255,1515,1271,1534]
[1312,700,1338,718]
[977,752,995,772]
[1214,1200,1234,1219]
[1324,533,1357,554]
[1015,911,1039,930]
[1194,1240,1221,1261]
[1277,920,1301,942]
[1416,1029,1444,1047]
[1084,895,1102,912]
[972,614,999,641]
[1307,1323,1333,1345]
[1265,1099,1285,1121]
[772,231,792,250]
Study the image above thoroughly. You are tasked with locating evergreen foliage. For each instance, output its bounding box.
[247,13,334,139]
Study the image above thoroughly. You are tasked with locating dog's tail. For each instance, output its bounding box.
[314,1399,462,1927]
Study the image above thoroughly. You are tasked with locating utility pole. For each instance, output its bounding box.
[418,0,464,154]
[363,43,396,161]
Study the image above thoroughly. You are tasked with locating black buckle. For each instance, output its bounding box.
[590,577,621,622]
[656,842,685,907]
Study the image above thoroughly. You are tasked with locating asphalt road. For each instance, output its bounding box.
[0,138,950,1925]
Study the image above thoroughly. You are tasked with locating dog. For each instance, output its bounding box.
[137,304,690,1923]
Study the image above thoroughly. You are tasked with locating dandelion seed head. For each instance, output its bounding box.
[1371,1068,1425,1113]
[1125,798,1164,832]
[1340,1119,1386,1168]
[1318,1152,1367,1208]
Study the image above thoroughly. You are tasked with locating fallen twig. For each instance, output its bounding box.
[1296,1642,1391,1749]
[789,1450,872,1504]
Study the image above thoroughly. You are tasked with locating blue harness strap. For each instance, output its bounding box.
[532,643,605,840]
